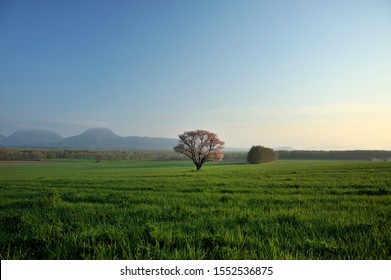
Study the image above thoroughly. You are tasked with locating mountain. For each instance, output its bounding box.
[0,127,177,150]
[0,134,5,142]
[58,128,177,150]
[57,128,126,149]
[0,129,64,147]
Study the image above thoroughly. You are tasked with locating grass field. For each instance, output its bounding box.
[0,159,390,259]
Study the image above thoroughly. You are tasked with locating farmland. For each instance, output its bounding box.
[0,159,390,259]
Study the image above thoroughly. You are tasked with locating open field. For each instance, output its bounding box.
[0,159,390,259]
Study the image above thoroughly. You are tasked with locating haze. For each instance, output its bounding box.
[1,0,390,150]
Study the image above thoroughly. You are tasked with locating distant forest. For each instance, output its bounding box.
[1,148,390,162]
[276,150,391,161]
[0,148,247,162]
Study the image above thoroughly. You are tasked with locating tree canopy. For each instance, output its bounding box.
[173,130,224,171]
[247,145,276,164]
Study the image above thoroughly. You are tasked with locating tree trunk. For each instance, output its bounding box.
[196,164,202,171]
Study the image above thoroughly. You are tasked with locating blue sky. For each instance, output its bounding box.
[1,0,390,149]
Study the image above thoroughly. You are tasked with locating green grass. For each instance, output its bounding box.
[0,159,390,259]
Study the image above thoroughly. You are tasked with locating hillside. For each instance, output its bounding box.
[57,128,177,150]
[57,128,127,149]
[0,129,64,147]
[0,128,177,150]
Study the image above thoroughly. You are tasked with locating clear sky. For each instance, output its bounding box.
[1,0,390,150]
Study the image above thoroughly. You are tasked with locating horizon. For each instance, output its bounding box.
[1,1,390,150]
[1,126,390,151]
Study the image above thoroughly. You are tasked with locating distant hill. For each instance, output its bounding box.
[57,128,126,149]
[0,128,178,150]
[0,135,5,142]
[0,129,64,147]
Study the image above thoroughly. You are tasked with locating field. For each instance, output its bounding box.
[0,159,390,260]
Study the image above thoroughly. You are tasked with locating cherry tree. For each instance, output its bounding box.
[173,129,225,171]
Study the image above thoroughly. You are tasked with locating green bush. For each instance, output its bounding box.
[247,145,276,164]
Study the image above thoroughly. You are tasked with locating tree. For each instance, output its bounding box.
[173,129,225,171]
[247,145,276,164]
[95,153,103,163]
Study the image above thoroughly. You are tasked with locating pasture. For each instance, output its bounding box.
[0,159,390,259]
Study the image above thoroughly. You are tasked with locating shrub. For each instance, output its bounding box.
[247,145,276,164]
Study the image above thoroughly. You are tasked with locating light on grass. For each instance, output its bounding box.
[0,160,390,259]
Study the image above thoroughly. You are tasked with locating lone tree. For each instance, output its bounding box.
[247,145,276,164]
[174,129,225,171]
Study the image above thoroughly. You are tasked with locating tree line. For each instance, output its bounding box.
[0,148,247,162]
[2,148,389,162]
[276,150,391,161]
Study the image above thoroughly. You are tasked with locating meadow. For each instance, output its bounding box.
[0,159,390,259]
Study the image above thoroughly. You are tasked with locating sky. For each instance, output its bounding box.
[1,0,390,150]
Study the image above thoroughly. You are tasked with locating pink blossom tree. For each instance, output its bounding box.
[173,129,225,171]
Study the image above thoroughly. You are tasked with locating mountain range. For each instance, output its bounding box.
[0,128,178,151]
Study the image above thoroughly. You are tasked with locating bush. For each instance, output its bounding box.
[247,145,276,164]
